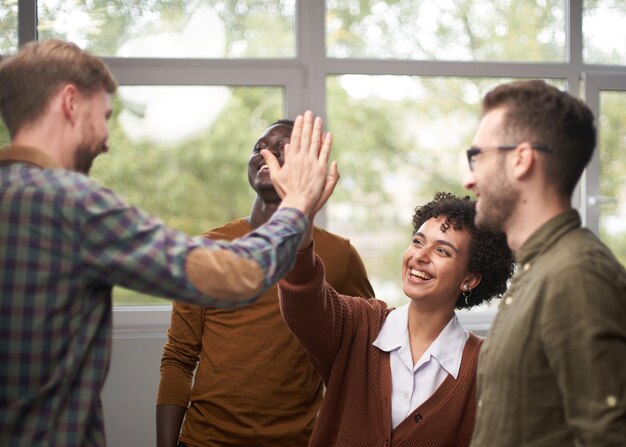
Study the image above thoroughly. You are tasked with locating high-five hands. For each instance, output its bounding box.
[261,111,339,223]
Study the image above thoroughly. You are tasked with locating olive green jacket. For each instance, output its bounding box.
[471,210,626,446]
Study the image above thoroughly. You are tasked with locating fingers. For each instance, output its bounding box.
[289,115,304,154]
[311,161,340,217]
[309,116,323,157]
[289,111,323,157]
[323,161,340,204]
[299,111,314,156]
[318,132,332,167]
[261,149,286,198]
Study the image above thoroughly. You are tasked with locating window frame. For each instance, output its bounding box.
[6,0,626,335]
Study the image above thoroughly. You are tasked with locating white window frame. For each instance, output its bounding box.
[10,0,626,336]
[580,72,626,234]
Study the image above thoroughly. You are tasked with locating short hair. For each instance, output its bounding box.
[0,39,118,138]
[412,192,515,310]
[482,79,596,197]
[269,118,294,128]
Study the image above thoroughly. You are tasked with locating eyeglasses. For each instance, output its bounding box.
[466,143,552,171]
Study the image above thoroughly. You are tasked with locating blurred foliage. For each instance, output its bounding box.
[598,92,626,267]
[1,0,624,305]
[327,75,567,299]
[583,0,626,64]
[0,121,9,146]
[36,0,295,57]
[90,87,281,304]
[326,0,565,61]
[0,0,18,54]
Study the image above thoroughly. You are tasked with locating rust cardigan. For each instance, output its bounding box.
[279,244,482,447]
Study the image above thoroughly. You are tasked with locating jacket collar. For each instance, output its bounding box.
[515,209,581,264]
[0,145,62,169]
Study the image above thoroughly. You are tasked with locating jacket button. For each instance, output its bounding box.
[414,413,423,422]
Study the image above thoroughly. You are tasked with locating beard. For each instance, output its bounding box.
[74,145,99,175]
[475,168,519,233]
[74,119,104,175]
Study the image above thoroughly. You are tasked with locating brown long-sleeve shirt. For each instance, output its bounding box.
[157,218,375,447]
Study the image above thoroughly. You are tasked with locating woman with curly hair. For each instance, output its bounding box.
[278,191,514,447]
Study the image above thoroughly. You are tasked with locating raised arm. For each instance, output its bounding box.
[263,111,339,219]
[278,243,355,382]
[80,111,337,308]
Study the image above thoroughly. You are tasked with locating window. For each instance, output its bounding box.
[597,91,626,265]
[583,0,626,65]
[0,0,18,55]
[326,75,565,307]
[326,0,566,62]
[89,86,284,305]
[5,0,626,331]
[582,74,626,268]
[37,0,296,58]
[0,122,8,147]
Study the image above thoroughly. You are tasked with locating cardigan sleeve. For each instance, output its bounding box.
[339,243,376,298]
[278,243,356,382]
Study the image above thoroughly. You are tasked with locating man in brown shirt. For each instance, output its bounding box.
[464,80,626,445]
[156,120,375,447]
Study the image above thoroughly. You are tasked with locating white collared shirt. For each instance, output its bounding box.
[373,304,468,429]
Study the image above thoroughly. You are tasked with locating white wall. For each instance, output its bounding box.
[100,308,491,447]
[102,309,170,447]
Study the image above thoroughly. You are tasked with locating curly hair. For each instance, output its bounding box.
[412,192,515,310]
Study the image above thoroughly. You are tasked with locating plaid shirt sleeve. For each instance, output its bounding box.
[79,182,307,308]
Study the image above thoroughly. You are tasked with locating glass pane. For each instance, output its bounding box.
[37,0,295,58]
[0,121,9,146]
[598,91,626,266]
[0,0,18,54]
[89,85,283,305]
[326,0,565,61]
[583,0,626,65]
[326,75,564,308]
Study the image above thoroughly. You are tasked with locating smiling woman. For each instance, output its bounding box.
[278,191,514,447]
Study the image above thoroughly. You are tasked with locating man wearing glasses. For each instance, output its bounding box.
[464,79,626,446]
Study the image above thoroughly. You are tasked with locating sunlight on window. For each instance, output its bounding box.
[0,0,18,54]
[326,0,566,62]
[37,0,296,58]
[583,0,626,64]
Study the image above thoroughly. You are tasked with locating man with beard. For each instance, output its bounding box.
[0,40,337,446]
[156,119,375,447]
[463,79,626,446]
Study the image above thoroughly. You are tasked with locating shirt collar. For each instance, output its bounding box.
[427,315,467,378]
[516,209,581,264]
[373,304,467,378]
[373,303,410,352]
[0,145,62,169]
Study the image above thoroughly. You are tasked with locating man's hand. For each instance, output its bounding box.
[261,111,339,221]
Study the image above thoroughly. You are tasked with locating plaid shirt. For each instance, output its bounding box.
[0,145,307,446]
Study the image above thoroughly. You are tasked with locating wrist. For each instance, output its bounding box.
[279,195,314,217]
